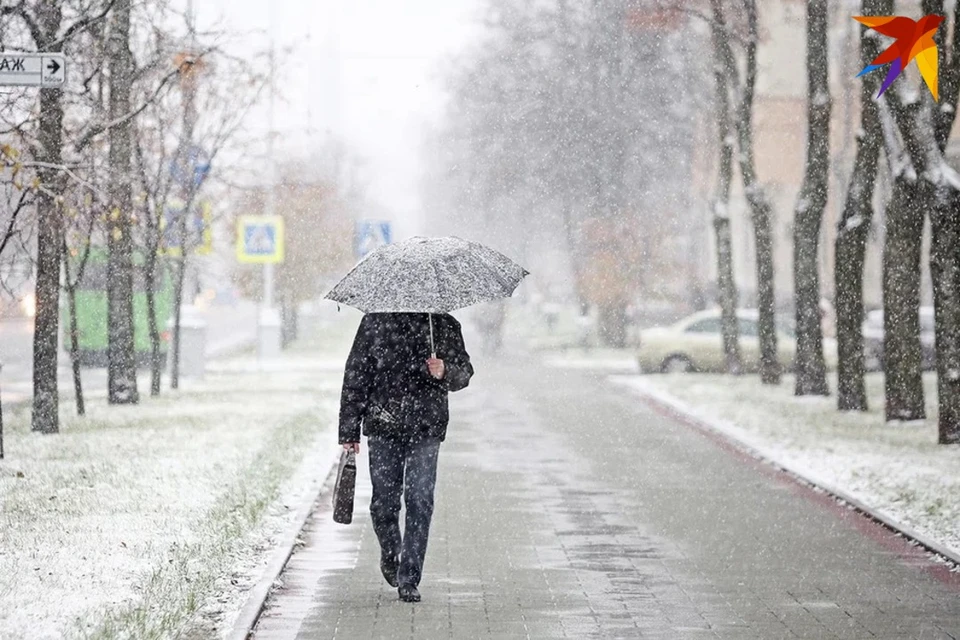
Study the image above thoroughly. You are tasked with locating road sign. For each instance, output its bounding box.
[237,215,284,264]
[355,220,392,259]
[170,145,211,189]
[0,53,66,87]
[160,199,212,256]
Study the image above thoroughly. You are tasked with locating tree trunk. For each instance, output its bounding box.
[106,0,139,405]
[709,0,741,375]
[882,177,926,421]
[930,190,960,443]
[734,0,781,384]
[144,250,162,396]
[31,2,65,434]
[170,249,188,390]
[66,280,85,417]
[751,198,781,385]
[835,0,887,412]
[597,302,627,348]
[921,0,960,442]
[561,198,588,312]
[62,236,86,417]
[134,130,164,396]
[792,0,831,396]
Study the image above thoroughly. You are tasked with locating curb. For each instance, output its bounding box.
[630,381,960,570]
[227,448,341,640]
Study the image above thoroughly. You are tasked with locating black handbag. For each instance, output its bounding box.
[332,449,357,524]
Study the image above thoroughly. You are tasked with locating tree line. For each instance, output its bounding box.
[428,0,960,445]
[0,0,267,434]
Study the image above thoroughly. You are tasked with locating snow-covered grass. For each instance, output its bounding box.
[0,323,353,639]
[612,372,960,558]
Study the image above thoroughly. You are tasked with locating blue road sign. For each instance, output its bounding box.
[355,220,392,259]
[170,145,211,189]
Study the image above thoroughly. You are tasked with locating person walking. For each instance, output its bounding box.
[339,311,473,603]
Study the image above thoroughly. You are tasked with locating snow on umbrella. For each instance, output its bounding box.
[325,236,529,353]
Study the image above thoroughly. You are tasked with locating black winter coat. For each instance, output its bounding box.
[338,313,473,443]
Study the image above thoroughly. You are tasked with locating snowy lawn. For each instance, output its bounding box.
[611,372,960,559]
[0,323,354,639]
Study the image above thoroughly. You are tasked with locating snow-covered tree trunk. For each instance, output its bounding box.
[835,0,887,412]
[724,0,781,384]
[929,188,960,443]
[912,0,960,442]
[792,0,830,396]
[106,0,139,405]
[32,1,66,434]
[709,0,740,375]
[882,175,925,421]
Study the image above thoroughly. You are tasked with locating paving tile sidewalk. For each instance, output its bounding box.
[254,358,960,640]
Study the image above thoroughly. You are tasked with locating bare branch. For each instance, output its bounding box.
[0,187,32,257]
[1,1,43,47]
[50,0,118,50]
[74,64,181,152]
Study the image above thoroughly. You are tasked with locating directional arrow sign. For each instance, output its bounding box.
[0,53,66,87]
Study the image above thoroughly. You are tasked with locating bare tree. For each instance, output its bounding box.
[876,0,960,437]
[835,0,889,412]
[62,207,97,416]
[430,0,702,342]
[105,0,138,404]
[6,1,68,433]
[714,0,780,384]
[920,0,960,442]
[708,0,740,374]
[0,0,119,433]
[792,0,831,396]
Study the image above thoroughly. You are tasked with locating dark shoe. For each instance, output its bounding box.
[398,584,421,603]
[380,551,399,588]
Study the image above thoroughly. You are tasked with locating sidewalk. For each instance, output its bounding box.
[611,371,960,561]
[254,358,960,639]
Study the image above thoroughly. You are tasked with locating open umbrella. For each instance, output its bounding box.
[325,236,529,354]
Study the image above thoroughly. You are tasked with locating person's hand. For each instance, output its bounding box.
[427,357,445,380]
[343,442,360,454]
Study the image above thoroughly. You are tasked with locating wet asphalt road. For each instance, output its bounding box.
[254,354,960,639]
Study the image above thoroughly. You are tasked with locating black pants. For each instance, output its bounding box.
[368,435,441,587]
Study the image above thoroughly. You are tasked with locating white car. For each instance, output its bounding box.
[638,308,837,374]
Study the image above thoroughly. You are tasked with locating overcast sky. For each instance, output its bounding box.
[195,0,484,237]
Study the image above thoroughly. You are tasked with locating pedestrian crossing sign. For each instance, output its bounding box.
[237,215,284,264]
[160,199,213,257]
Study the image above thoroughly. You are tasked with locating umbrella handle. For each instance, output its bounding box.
[429,313,436,358]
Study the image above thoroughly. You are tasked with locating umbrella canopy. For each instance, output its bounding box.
[325,236,528,314]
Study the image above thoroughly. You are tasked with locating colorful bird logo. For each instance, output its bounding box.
[854,14,944,100]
